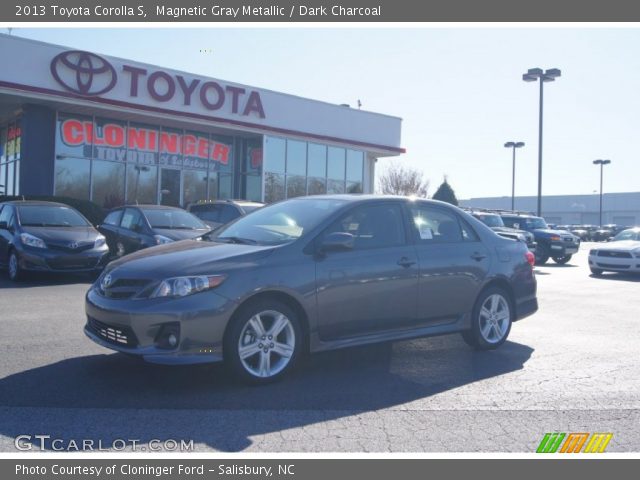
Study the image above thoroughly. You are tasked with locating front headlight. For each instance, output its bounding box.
[154,235,173,245]
[150,275,226,298]
[589,249,598,256]
[633,247,640,258]
[550,235,561,241]
[95,235,106,248]
[20,233,47,249]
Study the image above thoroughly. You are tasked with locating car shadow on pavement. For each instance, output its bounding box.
[0,336,533,452]
[589,273,640,282]
[0,273,95,289]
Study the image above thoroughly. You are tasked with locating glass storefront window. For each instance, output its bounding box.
[264,172,285,203]
[211,134,234,175]
[127,122,159,165]
[183,130,210,171]
[56,113,93,159]
[286,140,306,176]
[328,147,346,180]
[307,177,326,196]
[126,164,158,204]
[93,117,127,162]
[159,126,183,167]
[55,157,90,200]
[6,161,14,196]
[219,174,233,199]
[183,169,209,207]
[327,178,345,194]
[264,136,285,174]
[307,143,326,178]
[286,175,306,198]
[347,150,364,183]
[92,160,125,209]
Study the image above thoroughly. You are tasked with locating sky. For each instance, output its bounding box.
[8,27,640,200]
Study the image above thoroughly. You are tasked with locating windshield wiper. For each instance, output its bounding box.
[216,236,258,245]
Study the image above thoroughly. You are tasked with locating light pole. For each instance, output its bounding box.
[504,141,525,211]
[593,159,611,227]
[522,67,561,217]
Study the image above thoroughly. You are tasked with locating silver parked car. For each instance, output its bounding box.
[85,195,538,384]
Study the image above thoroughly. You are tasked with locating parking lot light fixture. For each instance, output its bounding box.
[504,141,525,211]
[522,67,562,217]
[593,159,612,227]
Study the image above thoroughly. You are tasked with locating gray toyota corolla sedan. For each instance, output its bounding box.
[85,195,538,384]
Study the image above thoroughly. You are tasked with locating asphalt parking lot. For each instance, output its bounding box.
[0,242,639,452]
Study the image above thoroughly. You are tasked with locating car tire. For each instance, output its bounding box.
[7,250,24,282]
[535,244,550,265]
[461,287,513,350]
[590,268,603,276]
[224,299,303,385]
[552,254,572,265]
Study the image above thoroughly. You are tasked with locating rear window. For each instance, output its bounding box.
[142,208,207,230]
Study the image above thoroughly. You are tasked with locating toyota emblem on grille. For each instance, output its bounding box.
[101,274,113,290]
[68,241,79,250]
[50,50,117,96]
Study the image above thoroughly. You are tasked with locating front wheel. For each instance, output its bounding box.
[590,268,603,276]
[8,250,24,282]
[461,287,513,350]
[552,254,572,265]
[224,300,302,384]
[535,244,550,265]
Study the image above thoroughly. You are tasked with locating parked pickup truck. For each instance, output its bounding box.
[465,209,537,253]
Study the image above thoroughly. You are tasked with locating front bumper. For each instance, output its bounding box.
[549,241,579,257]
[18,246,110,273]
[84,286,237,365]
[589,255,640,273]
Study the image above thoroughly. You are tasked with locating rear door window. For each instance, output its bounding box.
[120,208,144,231]
[409,205,465,244]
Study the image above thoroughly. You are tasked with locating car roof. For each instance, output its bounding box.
[112,204,185,211]
[2,200,73,208]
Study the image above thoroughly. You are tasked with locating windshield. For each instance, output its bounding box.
[475,214,504,228]
[142,209,207,230]
[214,198,347,245]
[18,205,89,227]
[613,230,640,242]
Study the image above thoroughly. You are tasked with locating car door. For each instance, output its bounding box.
[315,202,419,341]
[118,208,146,254]
[407,203,490,326]
[98,209,123,254]
[0,205,14,266]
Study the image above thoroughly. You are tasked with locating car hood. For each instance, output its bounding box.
[152,228,210,241]
[596,240,640,251]
[535,228,574,236]
[107,239,277,277]
[21,226,100,244]
[492,226,527,235]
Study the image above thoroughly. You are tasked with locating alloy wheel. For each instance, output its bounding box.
[237,310,296,379]
[8,253,18,280]
[478,294,510,344]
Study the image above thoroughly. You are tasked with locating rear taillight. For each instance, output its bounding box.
[525,251,535,267]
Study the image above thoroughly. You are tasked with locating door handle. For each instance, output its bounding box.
[470,252,487,261]
[397,257,416,268]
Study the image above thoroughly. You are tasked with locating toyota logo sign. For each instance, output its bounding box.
[50,50,117,96]
[101,274,113,290]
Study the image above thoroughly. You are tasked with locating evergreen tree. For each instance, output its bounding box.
[432,178,459,206]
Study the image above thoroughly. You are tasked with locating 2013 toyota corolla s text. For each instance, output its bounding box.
[85,195,538,384]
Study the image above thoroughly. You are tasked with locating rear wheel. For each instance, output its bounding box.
[535,244,550,265]
[590,268,603,276]
[8,250,24,282]
[552,254,572,265]
[224,299,302,384]
[461,287,513,350]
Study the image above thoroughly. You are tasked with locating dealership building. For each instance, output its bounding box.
[0,34,403,208]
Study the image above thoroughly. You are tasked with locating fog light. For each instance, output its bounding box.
[168,333,178,347]
[154,322,180,349]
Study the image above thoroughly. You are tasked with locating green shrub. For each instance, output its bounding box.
[0,195,105,226]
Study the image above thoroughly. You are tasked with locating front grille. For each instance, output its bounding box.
[562,236,576,243]
[597,263,630,269]
[87,317,138,347]
[98,278,153,300]
[46,257,99,270]
[47,242,95,253]
[598,250,632,259]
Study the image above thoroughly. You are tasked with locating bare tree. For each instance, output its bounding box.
[377,164,429,197]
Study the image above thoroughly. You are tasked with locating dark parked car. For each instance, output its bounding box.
[465,209,536,253]
[0,201,109,281]
[500,212,580,265]
[592,227,614,242]
[98,205,210,258]
[85,195,538,384]
[187,200,264,229]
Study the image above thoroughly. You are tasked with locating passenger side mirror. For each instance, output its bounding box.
[320,232,354,252]
[0,221,7,230]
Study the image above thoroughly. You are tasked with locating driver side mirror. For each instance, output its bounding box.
[320,232,354,253]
